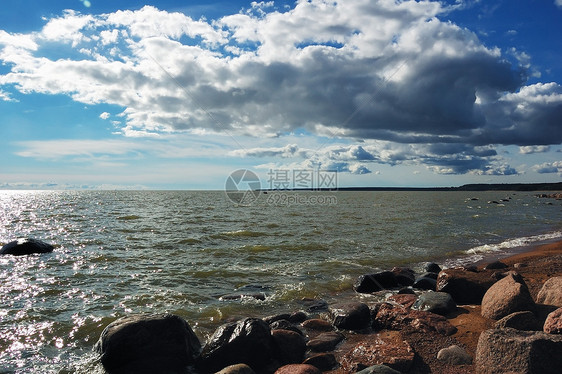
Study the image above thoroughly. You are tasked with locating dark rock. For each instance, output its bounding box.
[484,261,508,270]
[544,307,562,334]
[298,298,328,312]
[216,364,256,374]
[372,303,457,336]
[387,294,417,309]
[412,291,457,316]
[220,285,268,301]
[419,272,439,280]
[272,329,306,365]
[274,364,321,374]
[0,238,54,256]
[354,271,398,293]
[270,320,304,335]
[289,311,308,323]
[302,353,337,371]
[198,317,274,372]
[397,287,415,295]
[301,319,333,331]
[340,331,414,372]
[481,273,535,320]
[356,365,402,374]
[330,302,371,330]
[391,267,415,286]
[412,276,436,290]
[306,331,345,352]
[437,345,472,365]
[495,311,541,331]
[475,327,562,374]
[95,314,201,374]
[536,276,562,307]
[436,268,498,304]
[264,313,292,324]
[423,262,442,274]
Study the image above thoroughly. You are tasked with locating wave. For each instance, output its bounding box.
[211,230,269,239]
[466,231,562,255]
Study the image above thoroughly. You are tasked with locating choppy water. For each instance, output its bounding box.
[0,190,561,373]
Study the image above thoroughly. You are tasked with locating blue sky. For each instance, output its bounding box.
[0,0,561,190]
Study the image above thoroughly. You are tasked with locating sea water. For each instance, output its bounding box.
[0,190,561,373]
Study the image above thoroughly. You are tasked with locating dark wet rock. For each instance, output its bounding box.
[340,331,414,373]
[298,298,328,312]
[289,311,308,323]
[274,364,321,374]
[536,276,562,307]
[391,267,415,286]
[95,314,201,374]
[419,272,439,280]
[387,293,417,309]
[475,327,562,374]
[270,320,304,335]
[198,317,273,372]
[354,271,398,293]
[412,276,436,290]
[301,319,333,331]
[329,302,371,330]
[220,285,269,301]
[495,311,541,331]
[437,345,472,365]
[306,331,345,352]
[397,287,416,295]
[423,262,442,274]
[265,313,292,324]
[372,303,457,336]
[0,238,54,256]
[484,260,508,270]
[302,353,337,371]
[272,329,306,365]
[481,273,535,320]
[411,291,456,316]
[216,364,256,374]
[436,268,498,304]
[356,365,402,374]
[544,307,562,334]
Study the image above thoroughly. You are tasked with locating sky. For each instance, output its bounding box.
[0,0,561,190]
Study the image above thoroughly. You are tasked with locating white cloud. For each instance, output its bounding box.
[533,161,562,174]
[556,0,562,9]
[99,112,111,119]
[519,145,550,154]
[0,89,16,102]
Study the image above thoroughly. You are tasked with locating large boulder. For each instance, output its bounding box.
[372,303,457,336]
[436,268,497,304]
[354,271,399,293]
[329,302,371,330]
[544,307,562,334]
[481,273,535,320]
[271,329,306,365]
[198,317,274,372]
[412,276,436,290]
[536,277,562,307]
[0,238,54,256]
[95,314,201,374]
[391,267,415,286]
[475,328,562,374]
[411,292,457,316]
[494,311,541,331]
[306,331,345,352]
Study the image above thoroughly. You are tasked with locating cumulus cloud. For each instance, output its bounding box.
[99,112,111,120]
[519,145,550,154]
[0,1,560,175]
[533,161,562,174]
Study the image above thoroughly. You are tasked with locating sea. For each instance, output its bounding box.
[0,190,561,373]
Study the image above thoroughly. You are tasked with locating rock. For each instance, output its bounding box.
[354,271,398,293]
[372,303,457,336]
[220,285,268,301]
[301,319,333,331]
[481,273,535,320]
[419,272,439,280]
[330,302,371,330]
[436,268,498,304]
[298,298,328,312]
[265,313,292,324]
[274,364,321,374]
[484,261,508,270]
[412,277,436,290]
[437,345,472,365]
[475,327,562,374]
[391,267,415,286]
[306,331,345,352]
[387,294,417,309]
[412,291,456,316]
[270,320,304,335]
[216,364,256,374]
[302,353,337,371]
[356,365,402,374]
[397,287,416,295]
[423,262,442,274]
[544,307,562,334]
[95,314,201,374]
[272,329,306,365]
[0,238,54,256]
[289,311,308,323]
[495,311,540,331]
[536,276,562,307]
[340,331,414,372]
[198,317,274,372]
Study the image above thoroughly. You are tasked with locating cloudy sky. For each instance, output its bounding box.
[0,0,561,189]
